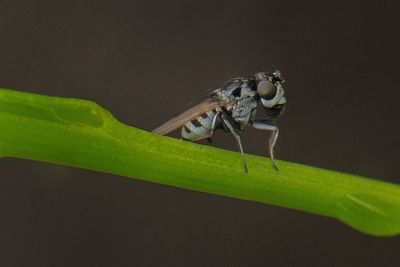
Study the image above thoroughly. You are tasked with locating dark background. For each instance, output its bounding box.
[0,0,399,266]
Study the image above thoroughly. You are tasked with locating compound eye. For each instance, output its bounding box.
[257,80,277,100]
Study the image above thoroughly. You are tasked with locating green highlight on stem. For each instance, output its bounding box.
[0,87,399,236]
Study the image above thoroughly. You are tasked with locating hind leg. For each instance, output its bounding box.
[221,113,248,173]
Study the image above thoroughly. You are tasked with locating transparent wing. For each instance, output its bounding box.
[186,76,244,106]
[153,98,222,135]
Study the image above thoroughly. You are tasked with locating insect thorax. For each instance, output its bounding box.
[217,78,258,130]
[181,78,259,140]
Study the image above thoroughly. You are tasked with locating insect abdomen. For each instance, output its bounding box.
[181,110,217,141]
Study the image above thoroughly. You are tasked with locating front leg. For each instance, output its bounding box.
[251,120,279,170]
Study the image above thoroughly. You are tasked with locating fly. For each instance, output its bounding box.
[153,70,287,172]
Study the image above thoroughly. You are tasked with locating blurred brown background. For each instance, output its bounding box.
[0,0,399,266]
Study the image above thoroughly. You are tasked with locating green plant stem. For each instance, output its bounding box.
[0,88,399,236]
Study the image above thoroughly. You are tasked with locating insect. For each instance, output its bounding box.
[153,70,286,172]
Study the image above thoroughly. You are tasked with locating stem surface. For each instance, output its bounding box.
[0,88,399,236]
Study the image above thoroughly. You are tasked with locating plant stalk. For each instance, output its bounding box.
[0,88,399,236]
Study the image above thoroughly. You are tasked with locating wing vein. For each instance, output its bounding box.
[153,99,221,135]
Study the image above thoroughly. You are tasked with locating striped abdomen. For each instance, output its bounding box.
[181,110,219,141]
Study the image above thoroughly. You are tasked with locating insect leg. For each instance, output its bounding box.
[209,111,221,136]
[251,120,279,170]
[221,113,248,173]
[204,111,222,143]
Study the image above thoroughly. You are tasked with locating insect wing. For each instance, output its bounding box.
[153,99,221,135]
